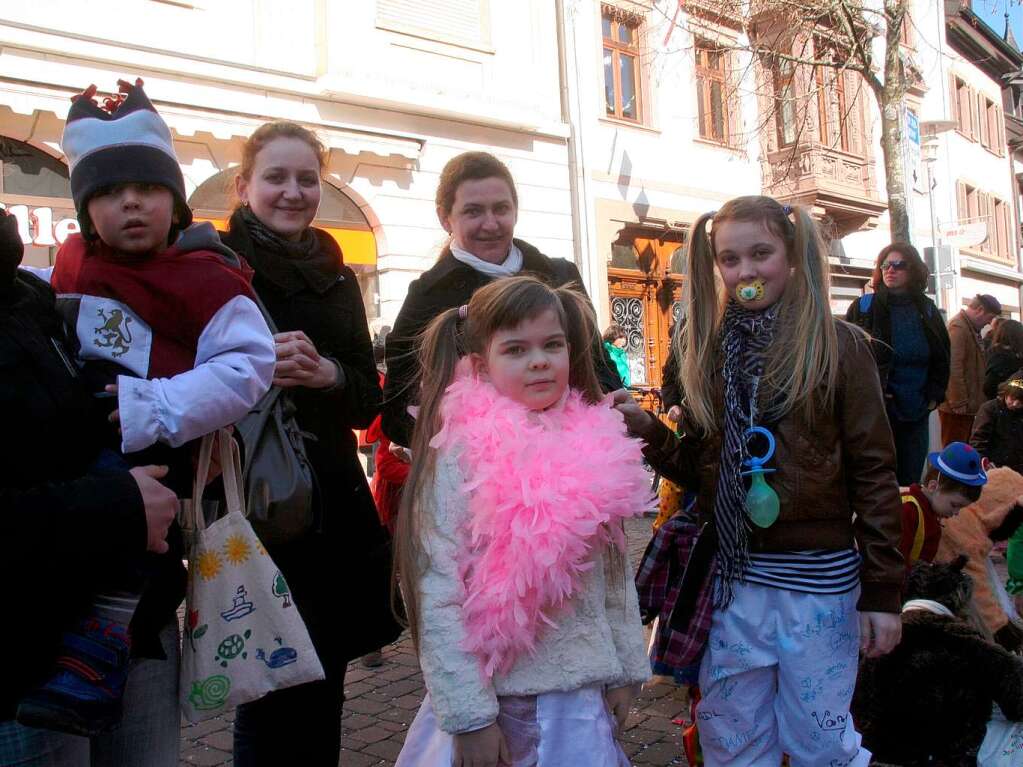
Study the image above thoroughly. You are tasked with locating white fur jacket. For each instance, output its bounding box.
[415,448,651,735]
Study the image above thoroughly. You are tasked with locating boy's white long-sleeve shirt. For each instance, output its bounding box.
[416,449,651,735]
[45,228,274,452]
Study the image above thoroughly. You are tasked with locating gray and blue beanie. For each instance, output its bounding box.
[62,79,192,235]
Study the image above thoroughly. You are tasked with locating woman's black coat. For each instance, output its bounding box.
[845,287,951,409]
[221,222,401,665]
[382,239,622,447]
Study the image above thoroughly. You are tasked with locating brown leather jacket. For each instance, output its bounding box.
[939,311,987,416]
[641,320,904,613]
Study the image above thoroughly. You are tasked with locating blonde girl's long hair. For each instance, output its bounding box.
[392,275,604,649]
[677,195,839,434]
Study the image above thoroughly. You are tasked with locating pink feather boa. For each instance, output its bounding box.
[429,365,655,679]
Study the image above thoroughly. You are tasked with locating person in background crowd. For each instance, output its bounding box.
[845,243,950,486]
[939,294,1001,445]
[898,442,985,568]
[0,209,179,765]
[221,120,402,766]
[382,151,621,449]
[360,329,409,670]
[971,379,1023,475]
[983,315,1003,354]
[603,323,631,387]
[616,196,903,767]
[984,319,1023,400]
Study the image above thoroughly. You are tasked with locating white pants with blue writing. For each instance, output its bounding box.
[696,582,871,767]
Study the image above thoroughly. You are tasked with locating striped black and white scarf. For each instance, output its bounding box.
[714,300,779,606]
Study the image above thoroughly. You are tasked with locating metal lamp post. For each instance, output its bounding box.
[920,119,957,312]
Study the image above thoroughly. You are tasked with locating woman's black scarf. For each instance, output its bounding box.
[714,300,779,606]
[232,206,339,296]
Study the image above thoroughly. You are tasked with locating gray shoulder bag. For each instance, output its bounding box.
[235,293,316,545]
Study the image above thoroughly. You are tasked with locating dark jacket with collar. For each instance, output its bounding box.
[640,320,905,613]
[0,271,146,719]
[845,288,950,410]
[971,398,1023,474]
[221,218,401,664]
[382,239,622,447]
[985,348,1023,400]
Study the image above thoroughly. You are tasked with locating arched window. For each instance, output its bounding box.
[0,137,77,268]
[1,137,72,198]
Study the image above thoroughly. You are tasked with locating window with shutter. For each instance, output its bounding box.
[995,198,1009,259]
[994,105,1005,154]
[949,74,959,128]
[979,94,990,148]
[956,181,967,221]
[376,0,487,48]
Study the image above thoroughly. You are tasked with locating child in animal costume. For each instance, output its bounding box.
[16,79,274,745]
[392,276,652,767]
[615,196,904,767]
[934,465,1023,651]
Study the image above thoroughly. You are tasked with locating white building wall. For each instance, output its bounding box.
[0,1,575,327]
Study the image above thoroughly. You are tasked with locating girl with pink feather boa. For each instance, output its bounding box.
[393,276,653,767]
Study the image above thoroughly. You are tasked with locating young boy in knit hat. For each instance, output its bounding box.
[899,442,987,568]
[17,79,274,743]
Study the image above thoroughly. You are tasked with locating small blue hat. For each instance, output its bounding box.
[928,442,988,487]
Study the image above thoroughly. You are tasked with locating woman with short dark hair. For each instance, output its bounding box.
[846,242,950,485]
[382,151,621,447]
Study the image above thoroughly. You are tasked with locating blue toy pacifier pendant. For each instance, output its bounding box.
[736,279,765,303]
[741,425,780,528]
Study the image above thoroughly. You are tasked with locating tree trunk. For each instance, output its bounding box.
[878,0,911,243]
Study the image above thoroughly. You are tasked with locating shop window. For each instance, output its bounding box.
[602,5,644,123]
[0,138,72,198]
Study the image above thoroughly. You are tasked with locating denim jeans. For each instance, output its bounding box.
[0,622,179,767]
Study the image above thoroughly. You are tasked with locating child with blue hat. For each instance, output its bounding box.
[899,443,987,567]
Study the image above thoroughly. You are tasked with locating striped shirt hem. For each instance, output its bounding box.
[742,548,861,595]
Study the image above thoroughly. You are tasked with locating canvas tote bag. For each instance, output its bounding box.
[180,430,324,722]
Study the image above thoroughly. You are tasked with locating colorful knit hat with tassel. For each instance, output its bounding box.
[62,78,191,236]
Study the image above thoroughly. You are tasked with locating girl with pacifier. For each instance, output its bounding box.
[393,275,652,767]
[615,196,904,767]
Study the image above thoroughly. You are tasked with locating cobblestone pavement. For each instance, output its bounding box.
[179,528,1015,766]
[180,515,691,766]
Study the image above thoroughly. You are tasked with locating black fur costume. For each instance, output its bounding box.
[851,557,1023,766]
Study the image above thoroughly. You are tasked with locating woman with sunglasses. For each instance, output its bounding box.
[846,242,950,485]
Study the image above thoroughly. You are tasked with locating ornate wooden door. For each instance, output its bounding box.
[607,229,686,413]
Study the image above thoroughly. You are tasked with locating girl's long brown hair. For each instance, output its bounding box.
[677,195,839,434]
[393,276,603,649]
